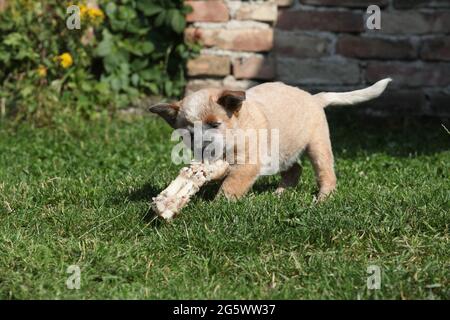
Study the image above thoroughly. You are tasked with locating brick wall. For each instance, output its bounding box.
[185,0,278,93]
[185,0,450,117]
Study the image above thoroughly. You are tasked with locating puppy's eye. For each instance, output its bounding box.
[207,121,221,128]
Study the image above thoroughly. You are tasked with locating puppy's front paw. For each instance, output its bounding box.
[314,191,334,203]
[215,189,240,201]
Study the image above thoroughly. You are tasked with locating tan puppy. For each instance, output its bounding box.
[150,78,392,201]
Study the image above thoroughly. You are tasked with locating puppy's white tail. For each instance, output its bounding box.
[315,78,392,108]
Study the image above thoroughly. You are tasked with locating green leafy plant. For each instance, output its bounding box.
[96,0,197,98]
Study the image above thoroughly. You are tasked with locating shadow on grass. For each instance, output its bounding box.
[251,178,279,195]
[327,109,449,158]
[125,181,160,203]
[109,182,165,226]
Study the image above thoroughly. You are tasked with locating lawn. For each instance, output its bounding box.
[0,110,448,299]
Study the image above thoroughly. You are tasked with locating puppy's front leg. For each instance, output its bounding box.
[217,164,259,200]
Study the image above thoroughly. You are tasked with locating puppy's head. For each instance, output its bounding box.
[149,88,246,130]
[149,89,246,158]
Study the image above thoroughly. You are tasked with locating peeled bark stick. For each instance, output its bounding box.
[152,160,230,221]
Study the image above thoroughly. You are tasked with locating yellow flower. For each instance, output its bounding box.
[87,8,105,24]
[56,53,73,69]
[79,4,88,17]
[37,65,47,77]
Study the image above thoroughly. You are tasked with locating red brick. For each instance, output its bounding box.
[336,35,416,60]
[185,1,229,22]
[300,0,388,8]
[394,0,450,9]
[186,77,257,94]
[235,2,277,22]
[0,0,7,12]
[185,27,273,52]
[187,55,230,76]
[366,62,450,87]
[420,37,450,62]
[275,31,331,58]
[232,55,275,80]
[276,0,294,7]
[277,10,364,32]
[380,12,450,35]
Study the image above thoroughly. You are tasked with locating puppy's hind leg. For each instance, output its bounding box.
[306,124,337,202]
[275,162,302,195]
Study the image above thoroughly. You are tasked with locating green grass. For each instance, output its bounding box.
[0,111,448,299]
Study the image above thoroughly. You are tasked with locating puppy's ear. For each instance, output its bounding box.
[148,103,179,128]
[217,90,246,114]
